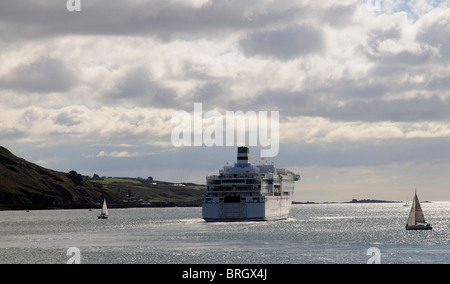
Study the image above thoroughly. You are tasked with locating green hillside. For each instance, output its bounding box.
[0,146,205,210]
[0,146,116,210]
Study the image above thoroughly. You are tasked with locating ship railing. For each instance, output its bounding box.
[207,181,261,186]
[206,186,260,192]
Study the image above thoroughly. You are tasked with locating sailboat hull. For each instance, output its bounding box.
[406,224,432,230]
[98,214,108,219]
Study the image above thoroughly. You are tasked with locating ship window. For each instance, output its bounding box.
[224,196,241,203]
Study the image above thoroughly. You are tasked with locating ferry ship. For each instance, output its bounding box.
[202,147,300,222]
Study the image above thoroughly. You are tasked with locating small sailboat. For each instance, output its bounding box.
[98,198,109,219]
[403,196,409,207]
[406,190,432,230]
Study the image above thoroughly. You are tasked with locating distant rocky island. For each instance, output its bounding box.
[292,199,401,205]
[347,199,400,203]
[0,146,205,210]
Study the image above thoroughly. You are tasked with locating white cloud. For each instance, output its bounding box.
[96,151,140,158]
[170,0,211,9]
[282,116,450,144]
[0,105,175,146]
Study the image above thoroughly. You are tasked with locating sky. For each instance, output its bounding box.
[1,0,450,202]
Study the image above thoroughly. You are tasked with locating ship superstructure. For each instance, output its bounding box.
[202,147,300,222]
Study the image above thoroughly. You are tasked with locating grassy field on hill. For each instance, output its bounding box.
[90,178,205,204]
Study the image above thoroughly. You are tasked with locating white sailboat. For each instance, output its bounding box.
[98,198,109,219]
[403,198,409,207]
[405,190,431,230]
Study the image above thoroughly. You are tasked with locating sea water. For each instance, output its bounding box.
[0,202,449,264]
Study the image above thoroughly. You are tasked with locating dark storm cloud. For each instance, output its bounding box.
[109,67,177,107]
[192,81,230,107]
[279,137,450,168]
[426,75,450,92]
[368,26,402,43]
[324,95,450,122]
[0,0,305,41]
[53,107,85,127]
[229,83,450,123]
[321,4,357,27]
[364,24,437,69]
[239,25,324,61]
[416,11,450,61]
[0,57,75,93]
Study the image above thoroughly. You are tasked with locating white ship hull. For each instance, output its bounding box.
[203,195,293,222]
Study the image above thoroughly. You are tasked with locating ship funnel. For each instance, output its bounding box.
[237,147,251,165]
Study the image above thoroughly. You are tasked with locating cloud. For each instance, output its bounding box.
[281,116,450,145]
[110,66,178,107]
[239,25,324,61]
[1,0,450,201]
[321,3,357,27]
[97,151,140,158]
[0,105,175,146]
[0,0,306,41]
[416,8,450,61]
[0,57,76,93]
[1,1,449,126]
[325,96,450,122]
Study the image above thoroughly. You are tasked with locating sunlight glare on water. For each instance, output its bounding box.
[0,202,449,263]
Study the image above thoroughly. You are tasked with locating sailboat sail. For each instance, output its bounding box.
[407,193,426,226]
[98,198,109,219]
[101,199,108,216]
